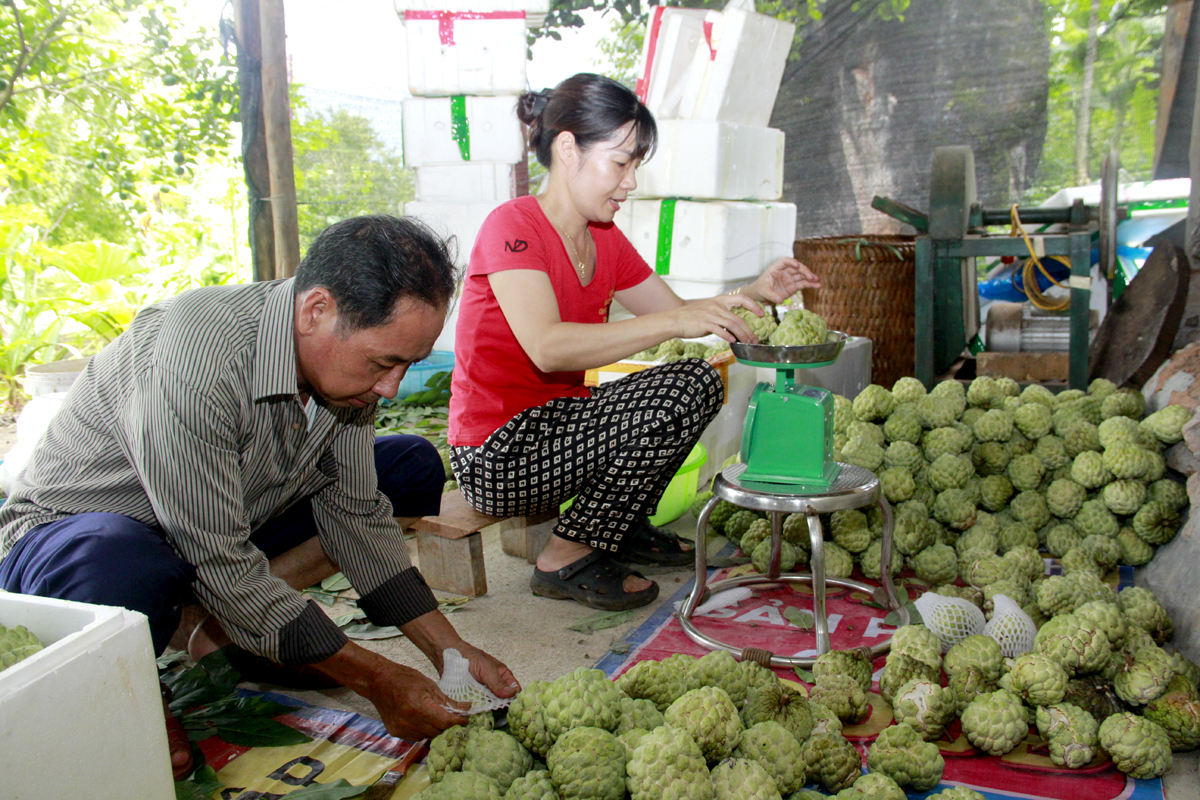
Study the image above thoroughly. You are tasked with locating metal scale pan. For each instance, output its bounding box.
[731,331,850,370]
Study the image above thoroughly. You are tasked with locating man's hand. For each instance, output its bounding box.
[360,662,473,740]
[458,642,521,700]
[314,641,472,740]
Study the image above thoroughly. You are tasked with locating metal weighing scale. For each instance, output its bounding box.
[734,332,849,491]
[678,331,907,668]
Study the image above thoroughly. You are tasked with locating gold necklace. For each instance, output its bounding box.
[555,222,590,280]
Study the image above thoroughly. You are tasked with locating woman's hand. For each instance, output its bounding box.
[671,294,765,343]
[743,257,821,304]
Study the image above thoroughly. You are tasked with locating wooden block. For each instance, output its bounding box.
[976,351,1069,382]
[413,489,502,540]
[417,530,487,596]
[500,514,558,563]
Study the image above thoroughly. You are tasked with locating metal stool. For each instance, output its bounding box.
[679,462,909,668]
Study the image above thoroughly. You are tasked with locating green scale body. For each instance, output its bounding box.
[739,364,842,491]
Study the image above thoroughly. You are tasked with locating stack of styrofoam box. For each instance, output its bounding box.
[396,0,549,277]
[614,0,798,300]
[0,591,174,798]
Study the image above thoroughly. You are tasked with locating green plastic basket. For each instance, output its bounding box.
[559,443,707,526]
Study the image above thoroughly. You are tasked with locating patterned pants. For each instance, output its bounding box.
[451,359,723,554]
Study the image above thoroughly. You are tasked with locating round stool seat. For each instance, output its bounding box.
[679,463,909,668]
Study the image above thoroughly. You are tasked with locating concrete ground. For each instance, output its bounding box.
[1,423,1197,797]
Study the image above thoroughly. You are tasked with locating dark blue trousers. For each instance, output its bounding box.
[0,435,443,655]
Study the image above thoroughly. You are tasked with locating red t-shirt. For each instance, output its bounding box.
[448,195,653,446]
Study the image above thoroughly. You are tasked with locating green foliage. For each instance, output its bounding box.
[1,0,238,245]
[292,99,416,253]
[1027,0,1166,199]
[399,370,453,407]
[0,1,252,411]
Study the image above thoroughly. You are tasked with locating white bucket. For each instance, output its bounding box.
[22,357,90,397]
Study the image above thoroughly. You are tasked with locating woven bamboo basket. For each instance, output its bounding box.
[796,235,916,390]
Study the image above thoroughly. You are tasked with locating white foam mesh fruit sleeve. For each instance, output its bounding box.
[984,595,1037,657]
[437,648,512,714]
[912,592,986,653]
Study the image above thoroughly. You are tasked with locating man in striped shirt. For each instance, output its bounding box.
[0,216,518,777]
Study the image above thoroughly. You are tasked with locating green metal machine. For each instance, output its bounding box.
[733,333,849,492]
[872,146,1120,390]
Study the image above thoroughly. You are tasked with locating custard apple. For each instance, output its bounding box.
[417,771,504,800]
[507,769,559,800]
[733,721,806,795]
[808,673,870,724]
[801,733,862,793]
[665,686,744,762]
[464,730,534,794]
[813,649,873,693]
[626,725,713,800]
[1143,691,1200,751]
[866,721,944,791]
[1035,702,1098,768]
[960,689,1029,755]
[1118,586,1174,644]
[732,306,778,344]
[852,384,896,422]
[1098,712,1173,779]
[891,679,955,741]
[834,772,905,800]
[686,650,751,706]
[710,758,782,800]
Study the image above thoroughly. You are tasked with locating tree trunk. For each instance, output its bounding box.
[1076,0,1102,185]
[234,0,276,283]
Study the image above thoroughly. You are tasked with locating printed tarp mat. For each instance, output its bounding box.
[193,690,426,798]
[594,561,1165,800]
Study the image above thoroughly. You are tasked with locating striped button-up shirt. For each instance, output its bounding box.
[0,279,437,662]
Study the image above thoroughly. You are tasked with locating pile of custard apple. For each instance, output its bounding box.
[419,604,1197,799]
[698,374,1191,631]
[416,648,996,799]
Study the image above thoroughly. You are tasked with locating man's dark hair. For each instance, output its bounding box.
[293,215,458,332]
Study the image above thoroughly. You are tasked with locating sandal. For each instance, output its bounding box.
[616,518,695,567]
[531,551,659,611]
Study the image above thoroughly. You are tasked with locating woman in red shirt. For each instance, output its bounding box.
[448,73,819,611]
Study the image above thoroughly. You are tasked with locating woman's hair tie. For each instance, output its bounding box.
[529,90,551,117]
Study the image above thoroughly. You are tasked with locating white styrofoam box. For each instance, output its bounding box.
[756,335,874,398]
[394,0,550,29]
[0,392,68,495]
[0,592,174,798]
[404,199,502,268]
[404,12,528,96]
[678,3,795,128]
[614,198,797,284]
[634,120,784,201]
[636,6,710,120]
[402,96,524,167]
[414,162,516,203]
[697,360,755,485]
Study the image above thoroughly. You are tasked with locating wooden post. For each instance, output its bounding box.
[233,0,275,283]
[1155,0,1194,178]
[257,0,301,278]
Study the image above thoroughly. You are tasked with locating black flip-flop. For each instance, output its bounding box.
[531,551,659,611]
[616,518,695,567]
